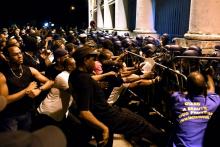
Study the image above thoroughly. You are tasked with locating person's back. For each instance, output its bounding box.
[169,71,220,147]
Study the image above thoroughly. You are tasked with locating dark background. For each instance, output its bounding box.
[0,0,88,28]
[0,0,190,38]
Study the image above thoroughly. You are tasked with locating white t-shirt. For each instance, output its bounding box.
[38,71,73,121]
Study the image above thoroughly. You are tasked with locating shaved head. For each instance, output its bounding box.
[187,71,207,96]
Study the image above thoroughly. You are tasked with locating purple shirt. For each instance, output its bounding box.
[170,92,220,147]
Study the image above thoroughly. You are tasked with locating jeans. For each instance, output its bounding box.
[96,106,167,146]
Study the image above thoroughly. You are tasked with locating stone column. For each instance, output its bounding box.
[134,0,157,37]
[182,0,220,53]
[97,0,104,29]
[114,0,128,34]
[184,0,220,40]
[103,0,113,31]
[88,0,95,28]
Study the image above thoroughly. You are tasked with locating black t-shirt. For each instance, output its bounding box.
[69,69,117,118]
[1,65,35,116]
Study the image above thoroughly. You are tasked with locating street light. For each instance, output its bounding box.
[70,5,75,11]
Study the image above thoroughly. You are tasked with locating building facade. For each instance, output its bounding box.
[88,0,220,52]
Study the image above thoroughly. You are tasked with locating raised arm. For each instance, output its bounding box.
[206,74,215,93]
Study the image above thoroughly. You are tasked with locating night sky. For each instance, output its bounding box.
[0,0,88,28]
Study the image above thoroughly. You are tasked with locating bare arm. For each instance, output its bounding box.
[120,67,140,78]
[123,72,155,83]
[30,67,54,90]
[0,72,37,104]
[128,76,161,88]
[28,67,54,98]
[92,71,117,81]
[79,110,109,145]
[122,74,140,83]
[207,74,215,93]
[114,52,127,62]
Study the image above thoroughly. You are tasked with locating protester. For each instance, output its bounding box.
[0,45,54,132]
[69,45,167,147]
[169,71,220,147]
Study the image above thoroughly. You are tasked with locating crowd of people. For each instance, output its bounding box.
[0,23,220,147]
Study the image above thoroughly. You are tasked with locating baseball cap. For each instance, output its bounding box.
[54,48,68,58]
[73,46,99,62]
